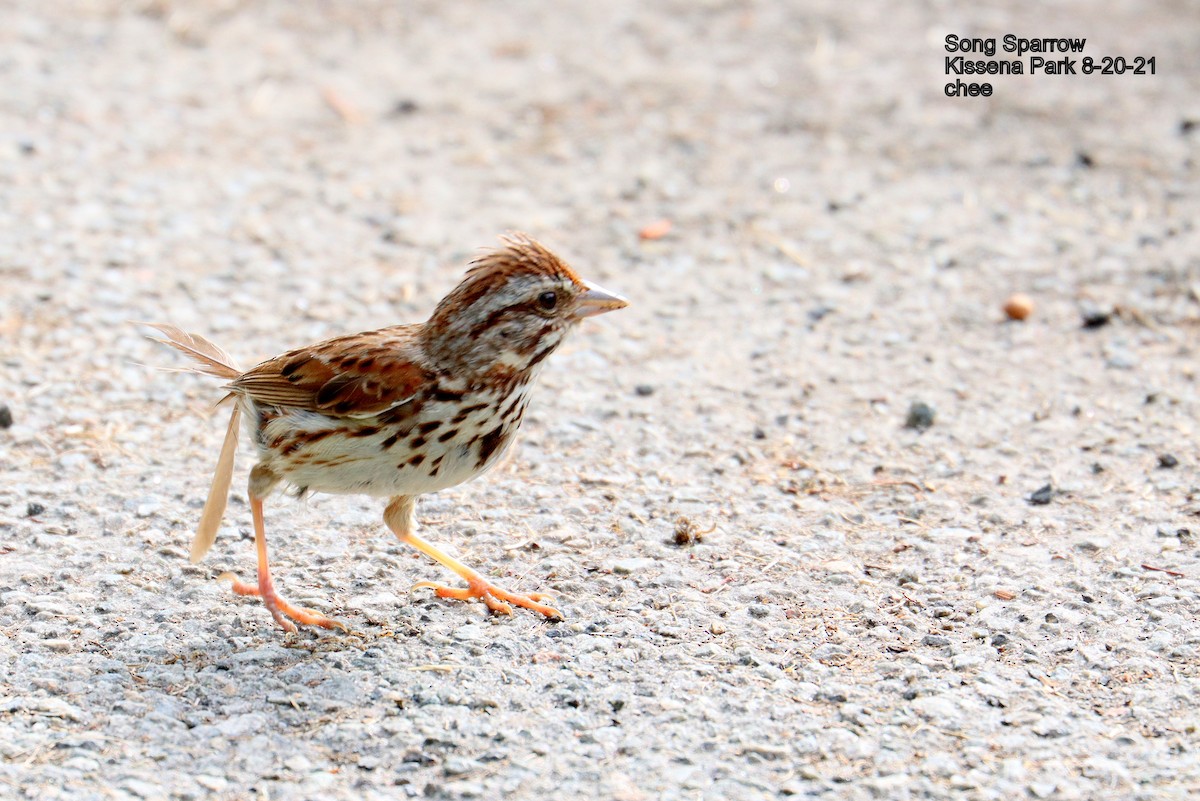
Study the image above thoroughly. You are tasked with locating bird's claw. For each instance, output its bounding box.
[412,578,562,619]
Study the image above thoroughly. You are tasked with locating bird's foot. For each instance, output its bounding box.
[218,572,349,633]
[412,575,562,619]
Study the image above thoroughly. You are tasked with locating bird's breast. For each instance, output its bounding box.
[243,385,531,497]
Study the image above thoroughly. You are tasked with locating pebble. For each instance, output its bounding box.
[1028,484,1054,505]
[612,557,656,574]
[905,401,935,431]
[0,404,11,428]
[1003,293,1034,321]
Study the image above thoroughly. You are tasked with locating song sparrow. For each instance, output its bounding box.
[148,233,627,632]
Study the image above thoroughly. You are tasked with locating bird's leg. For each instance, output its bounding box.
[221,464,348,632]
[385,496,562,619]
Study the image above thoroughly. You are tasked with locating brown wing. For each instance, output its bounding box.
[230,325,430,417]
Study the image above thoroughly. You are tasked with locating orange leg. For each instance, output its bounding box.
[220,467,347,633]
[385,496,562,619]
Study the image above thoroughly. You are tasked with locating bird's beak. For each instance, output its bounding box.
[574,280,629,319]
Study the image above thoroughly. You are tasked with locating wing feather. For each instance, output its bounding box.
[229,326,429,416]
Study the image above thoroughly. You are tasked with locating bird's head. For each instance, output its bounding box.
[423,233,628,377]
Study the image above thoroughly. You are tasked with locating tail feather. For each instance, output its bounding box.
[191,404,241,563]
[142,322,241,380]
[141,322,244,561]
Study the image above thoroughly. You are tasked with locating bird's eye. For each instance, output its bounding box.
[537,291,558,311]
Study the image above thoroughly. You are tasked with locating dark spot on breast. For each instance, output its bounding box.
[428,462,440,477]
[500,392,524,420]
[476,425,506,468]
[409,436,426,449]
[419,421,442,434]
[431,455,444,469]
[452,403,488,423]
[407,453,426,467]
[433,387,465,402]
[381,431,402,450]
[351,426,380,438]
[437,429,459,443]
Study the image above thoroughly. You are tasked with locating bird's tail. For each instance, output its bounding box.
[143,323,243,563]
[143,322,242,380]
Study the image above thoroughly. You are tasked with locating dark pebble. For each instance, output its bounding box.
[752,427,766,440]
[808,305,834,323]
[26,502,46,517]
[990,634,1009,647]
[0,404,11,429]
[1080,307,1112,329]
[1028,484,1054,505]
[748,605,770,618]
[391,99,419,115]
[1076,151,1095,169]
[1182,119,1197,135]
[922,634,950,647]
[1158,454,1179,469]
[905,401,935,432]
[634,384,655,397]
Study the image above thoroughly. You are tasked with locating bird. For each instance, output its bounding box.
[147,233,628,632]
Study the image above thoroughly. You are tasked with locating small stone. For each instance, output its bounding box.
[443,757,481,777]
[63,756,100,772]
[951,654,984,669]
[195,776,227,792]
[453,624,489,642]
[634,384,655,397]
[215,712,266,738]
[1029,782,1058,799]
[285,755,313,773]
[748,605,770,618]
[1105,347,1137,370]
[922,634,950,647]
[612,557,656,574]
[1002,293,1034,321]
[0,404,12,428]
[812,644,850,662]
[993,589,1016,601]
[26,502,45,517]
[904,401,935,432]
[1080,306,1112,329]
[1158,453,1179,469]
[991,634,1009,646]
[1028,484,1054,505]
[123,779,162,799]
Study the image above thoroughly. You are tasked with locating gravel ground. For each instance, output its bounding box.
[3,1,1200,799]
